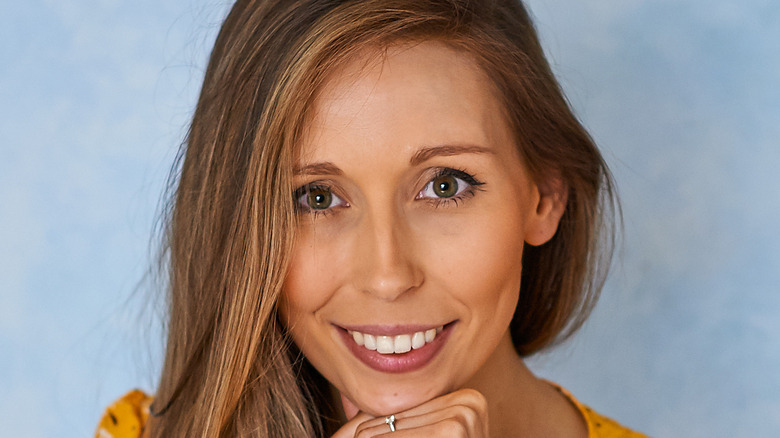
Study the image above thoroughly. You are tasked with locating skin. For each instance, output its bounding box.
[279,41,585,437]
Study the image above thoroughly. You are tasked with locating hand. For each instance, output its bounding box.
[331,388,489,437]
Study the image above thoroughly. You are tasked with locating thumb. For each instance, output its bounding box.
[330,411,374,438]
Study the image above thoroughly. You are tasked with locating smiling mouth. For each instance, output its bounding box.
[335,322,455,373]
[348,326,444,354]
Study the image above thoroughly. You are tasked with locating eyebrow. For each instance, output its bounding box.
[293,162,343,176]
[293,144,493,175]
[409,144,493,166]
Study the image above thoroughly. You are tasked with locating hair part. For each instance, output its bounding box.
[149,1,617,436]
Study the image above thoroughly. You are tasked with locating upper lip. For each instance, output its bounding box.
[335,322,452,336]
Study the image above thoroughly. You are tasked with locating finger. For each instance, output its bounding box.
[352,389,488,438]
[353,389,488,438]
[331,411,375,438]
[355,405,486,438]
[397,388,487,419]
[353,414,400,438]
[383,418,473,437]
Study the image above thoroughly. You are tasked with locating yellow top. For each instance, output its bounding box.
[95,387,647,437]
[94,390,151,438]
[548,384,648,438]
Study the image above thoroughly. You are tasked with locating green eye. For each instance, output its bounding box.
[432,175,458,198]
[417,168,484,204]
[307,188,332,210]
[294,183,347,215]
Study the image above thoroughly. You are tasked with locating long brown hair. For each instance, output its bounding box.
[149,0,616,436]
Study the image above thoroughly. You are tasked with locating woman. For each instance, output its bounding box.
[96,0,645,436]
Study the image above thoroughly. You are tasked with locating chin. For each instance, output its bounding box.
[357,395,420,417]
[351,381,445,416]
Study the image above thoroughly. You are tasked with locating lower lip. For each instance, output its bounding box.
[337,323,455,374]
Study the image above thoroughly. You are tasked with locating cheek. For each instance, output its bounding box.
[458,224,523,309]
[424,209,526,291]
[416,202,527,337]
[280,230,349,325]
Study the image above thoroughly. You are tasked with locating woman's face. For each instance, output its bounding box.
[280,41,562,416]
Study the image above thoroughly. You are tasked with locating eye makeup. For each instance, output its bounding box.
[416,167,485,208]
[293,182,348,217]
[292,166,486,217]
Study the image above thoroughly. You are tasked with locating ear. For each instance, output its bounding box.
[525,175,567,246]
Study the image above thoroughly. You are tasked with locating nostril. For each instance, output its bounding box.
[360,274,422,301]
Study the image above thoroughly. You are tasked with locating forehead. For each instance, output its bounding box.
[298,40,513,163]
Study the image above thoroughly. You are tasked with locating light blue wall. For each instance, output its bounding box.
[524,2,780,437]
[1,1,777,436]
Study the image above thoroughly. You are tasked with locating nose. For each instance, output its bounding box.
[352,207,423,301]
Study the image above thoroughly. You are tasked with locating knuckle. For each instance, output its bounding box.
[460,388,488,415]
[439,418,467,436]
[449,389,487,418]
[463,388,487,405]
[459,406,478,426]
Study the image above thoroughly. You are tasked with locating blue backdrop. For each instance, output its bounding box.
[1,1,778,436]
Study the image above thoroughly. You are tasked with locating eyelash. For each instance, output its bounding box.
[417,168,486,208]
[293,167,485,217]
[293,182,345,218]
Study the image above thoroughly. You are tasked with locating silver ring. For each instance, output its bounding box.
[385,414,396,432]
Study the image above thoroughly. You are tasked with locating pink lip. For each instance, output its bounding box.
[335,322,455,374]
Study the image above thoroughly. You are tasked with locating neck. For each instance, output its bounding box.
[464,331,587,437]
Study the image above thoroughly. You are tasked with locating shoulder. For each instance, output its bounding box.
[95,389,153,438]
[578,403,649,438]
[548,382,649,438]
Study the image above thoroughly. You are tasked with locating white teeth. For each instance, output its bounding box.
[364,334,377,350]
[376,336,394,354]
[394,334,412,353]
[348,325,444,354]
[411,332,425,349]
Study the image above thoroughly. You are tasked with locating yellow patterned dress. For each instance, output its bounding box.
[95,386,648,437]
[95,390,152,438]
